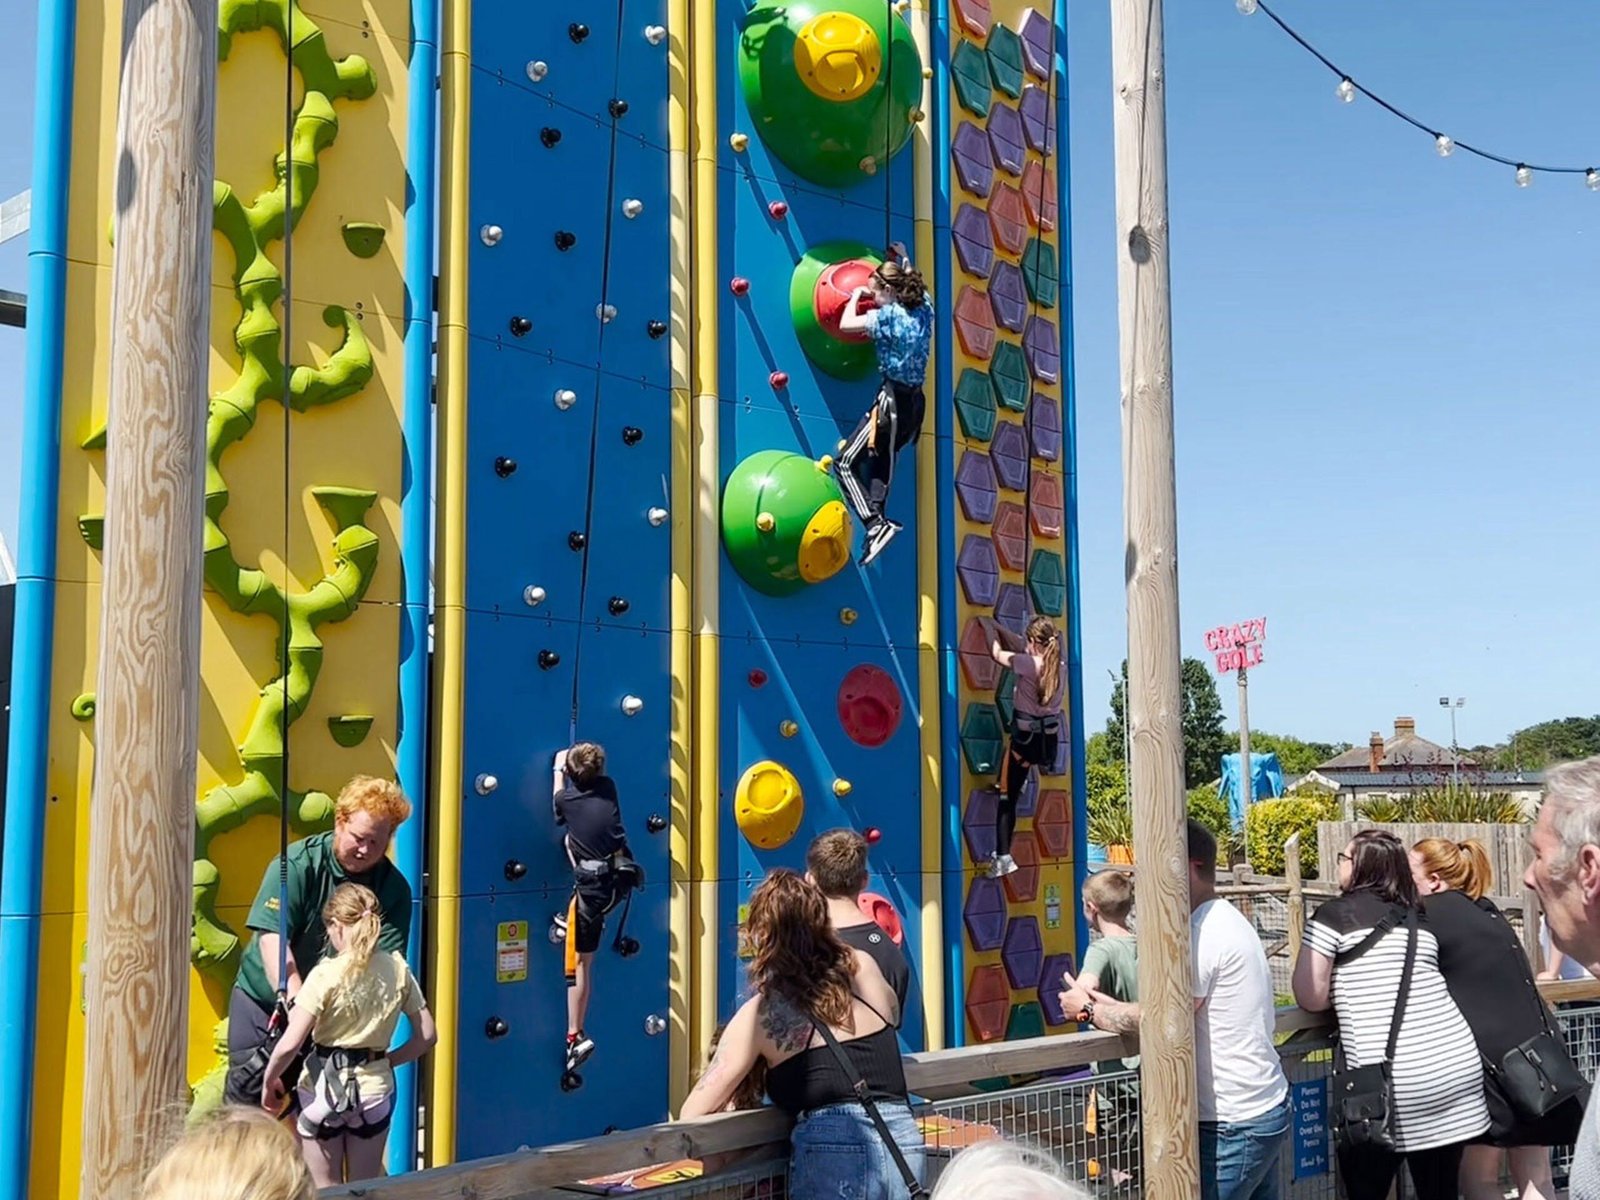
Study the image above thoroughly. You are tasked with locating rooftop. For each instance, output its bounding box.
[1319,716,1465,771]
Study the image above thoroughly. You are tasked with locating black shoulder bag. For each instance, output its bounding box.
[1486,990,1588,1125]
[1331,906,1417,1152]
[811,1021,928,1199]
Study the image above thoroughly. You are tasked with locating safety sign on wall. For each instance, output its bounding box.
[1045,885,1062,930]
[496,920,529,984]
[1291,1078,1329,1179]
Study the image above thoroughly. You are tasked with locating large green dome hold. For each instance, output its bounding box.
[722,450,855,597]
[790,241,882,380]
[738,1,924,189]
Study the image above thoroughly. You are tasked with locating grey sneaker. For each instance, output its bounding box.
[996,854,1019,877]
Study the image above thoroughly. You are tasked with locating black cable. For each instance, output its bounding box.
[567,0,630,743]
[276,17,295,1005]
[884,0,895,251]
[1253,0,1596,178]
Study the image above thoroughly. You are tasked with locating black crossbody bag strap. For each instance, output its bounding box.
[1334,907,1401,968]
[811,1020,927,1199]
[1384,908,1419,1064]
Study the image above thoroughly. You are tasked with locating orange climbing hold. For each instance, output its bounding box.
[991,501,1027,571]
[966,963,1011,1043]
[1029,472,1064,537]
[953,286,997,361]
[1035,788,1071,858]
[1021,160,1058,232]
[988,183,1028,255]
[952,0,992,38]
[958,617,1002,690]
[1003,831,1041,903]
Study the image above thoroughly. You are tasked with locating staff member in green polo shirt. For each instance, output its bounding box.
[224,775,415,1106]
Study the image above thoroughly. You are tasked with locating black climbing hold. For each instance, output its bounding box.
[603,1125,620,1136]
[568,22,589,43]
[554,230,577,251]
[621,426,643,446]
[608,596,630,615]
[485,1017,509,1039]
[617,936,641,958]
[508,315,532,337]
[504,860,527,882]
[609,98,629,118]
[568,531,587,551]
[540,127,562,148]
[647,319,667,339]
[494,456,518,478]
[561,1070,583,1092]
[538,649,560,670]
[646,813,668,834]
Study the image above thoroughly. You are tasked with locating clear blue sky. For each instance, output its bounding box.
[1,2,1595,752]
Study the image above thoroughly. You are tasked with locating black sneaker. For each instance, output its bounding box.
[565,1031,595,1071]
[860,520,900,566]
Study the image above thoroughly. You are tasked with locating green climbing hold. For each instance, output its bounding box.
[78,515,104,550]
[954,368,997,442]
[960,702,1006,774]
[1022,236,1059,308]
[986,25,1026,100]
[1028,549,1066,617]
[995,671,1015,729]
[989,341,1029,413]
[722,450,854,597]
[738,0,924,187]
[341,222,386,258]
[70,694,96,721]
[790,241,883,381]
[327,714,375,747]
[81,421,107,451]
[951,40,993,118]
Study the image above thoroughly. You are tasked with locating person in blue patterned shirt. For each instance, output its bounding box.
[835,243,933,566]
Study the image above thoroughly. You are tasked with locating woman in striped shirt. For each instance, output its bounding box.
[1293,828,1489,1200]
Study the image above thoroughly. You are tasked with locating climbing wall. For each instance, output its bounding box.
[940,0,1083,1049]
[15,1,424,1193]
[450,2,678,1157]
[716,1,931,1045]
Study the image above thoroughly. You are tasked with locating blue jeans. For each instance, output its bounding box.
[1200,1097,1291,1200]
[788,1101,926,1200]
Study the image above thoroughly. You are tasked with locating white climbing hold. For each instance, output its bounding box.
[597,303,618,323]
[526,60,549,82]
[622,198,644,218]
[553,388,577,410]
[648,506,669,527]
[621,695,644,716]
[859,156,879,176]
[523,585,547,607]
[474,773,499,795]
[479,224,504,246]
[644,24,667,46]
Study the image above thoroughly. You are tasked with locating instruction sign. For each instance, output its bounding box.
[1045,884,1062,930]
[1291,1078,1329,1179]
[496,920,528,984]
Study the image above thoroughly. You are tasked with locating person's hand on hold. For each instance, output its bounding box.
[1058,968,1094,1022]
[554,748,569,773]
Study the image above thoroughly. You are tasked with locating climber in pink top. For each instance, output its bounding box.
[987,616,1066,878]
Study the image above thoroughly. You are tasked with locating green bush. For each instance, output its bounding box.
[1187,784,1240,862]
[1247,795,1338,876]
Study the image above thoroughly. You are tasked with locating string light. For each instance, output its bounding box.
[1246,1,1599,191]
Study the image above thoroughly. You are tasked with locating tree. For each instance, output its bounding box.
[1105,657,1229,789]
[1492,717,1600,771]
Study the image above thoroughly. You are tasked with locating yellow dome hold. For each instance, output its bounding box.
[735,760,805,849]
[798,499,852,583]
[794,11,882,103]
[832,778,853,797]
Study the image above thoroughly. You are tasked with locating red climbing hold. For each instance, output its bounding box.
[966,963,1010,1043]
[953,286,997,361]
[813,259,878,343]
[769,370,790,390]
[768,200,790,219]
[858,891,905,945]
[837,664,903,748]
[864,826,882,844]
[730,276,751,296]
[747,669,768,688]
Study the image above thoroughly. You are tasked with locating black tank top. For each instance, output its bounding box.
[764,997,909,1118]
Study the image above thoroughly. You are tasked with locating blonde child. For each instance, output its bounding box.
[1070,870,1140,1191]
[142,1107,314,1200]
[260,882,437,1187]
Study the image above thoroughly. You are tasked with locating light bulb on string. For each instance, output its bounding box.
[1435,134,1454,158]
[1587,169,1600,192]
[1236,0,1258,13]
[1335,78,1356,104]
[1515,164,1532,188]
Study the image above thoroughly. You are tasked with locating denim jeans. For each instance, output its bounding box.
[788,1100,926,1200]
[1199,1096,1291,1200]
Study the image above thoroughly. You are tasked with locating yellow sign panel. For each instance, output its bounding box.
[496,921,529,984]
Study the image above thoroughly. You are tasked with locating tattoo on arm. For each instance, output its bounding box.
[1095,999,1142,1036]
[761,994,816,1053]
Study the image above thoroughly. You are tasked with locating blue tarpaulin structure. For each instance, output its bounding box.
[1218,752,1285,829]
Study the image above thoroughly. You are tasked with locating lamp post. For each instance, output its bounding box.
[1110,667,1130,796]
[1439,696,1465,789]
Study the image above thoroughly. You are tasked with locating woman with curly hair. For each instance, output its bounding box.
[680,869,924,1198]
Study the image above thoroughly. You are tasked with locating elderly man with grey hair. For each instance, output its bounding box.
[1524,755,1600,1199]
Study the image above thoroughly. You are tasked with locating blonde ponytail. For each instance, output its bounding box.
[1026,616,1061,707]
[322,882,383,1007]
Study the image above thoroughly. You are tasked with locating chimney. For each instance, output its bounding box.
[1369,732,1384,773]
[1394,717,1416,739]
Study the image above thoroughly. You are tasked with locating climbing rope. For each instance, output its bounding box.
[274,16,296,1011]
[566,1,632,743]
[883,0,896,252]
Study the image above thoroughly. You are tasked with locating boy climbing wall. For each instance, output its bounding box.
[551,742,640,1079]
[834,242,933,567]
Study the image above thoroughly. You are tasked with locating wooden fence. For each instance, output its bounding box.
[1315,821,1529,888]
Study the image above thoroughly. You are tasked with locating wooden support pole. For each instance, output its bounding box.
[1110,0,1198,1194]
[80,0,215,1194]
[1285,832,1304,965]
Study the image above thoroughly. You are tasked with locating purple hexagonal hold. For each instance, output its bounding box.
[1039,952,1080,1025]
[1051,733,1070,776]
[987,104,1026,176]
[990,420,1029,492]
[964,876,1008,952]
[994,582,1033,639]
[1019,9,1054,79]
[952,204,995,280]
[1016,769,1039,819]
[988,261,1027,333]
[955,450,999,525]
[1026,392,1062,462]
[1002,915,1044,990]
[952,122,995,198]
[957,534,1000,606]
[963,787,999,863]
[1019,85,1057,156]
[1024,315,1061,384]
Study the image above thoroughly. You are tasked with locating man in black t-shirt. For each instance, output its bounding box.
[553,742,635,1071]
[805,828,910,1020]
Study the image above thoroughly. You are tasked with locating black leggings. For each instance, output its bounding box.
[1337,1141,1466,1200]
[994,742,1031,857]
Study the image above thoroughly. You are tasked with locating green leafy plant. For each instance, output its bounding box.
[1412,784,1526,825]
[1355,795,1407,823]
[1187,784,1242,863]
[1247,795,1338,876]
[1087,794,1134,851]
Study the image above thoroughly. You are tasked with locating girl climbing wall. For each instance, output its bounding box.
[988,617,1065,877]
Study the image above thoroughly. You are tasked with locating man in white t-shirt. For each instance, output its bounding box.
[1060,820,1290,1200]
